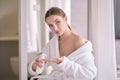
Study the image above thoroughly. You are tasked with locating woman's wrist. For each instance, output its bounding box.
[56,56,64,64]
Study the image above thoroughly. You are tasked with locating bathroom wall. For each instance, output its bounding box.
[0,0,19,80]
[0,0,18,37]
[0,9,18,37]
[0,41,18,78]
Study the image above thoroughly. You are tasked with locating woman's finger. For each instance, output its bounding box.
[45,58,58,63]
[35,61,44,68]
[44,57,64,64]
[38,52,43,57]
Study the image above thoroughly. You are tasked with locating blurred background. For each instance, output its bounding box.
[0,0,120,80]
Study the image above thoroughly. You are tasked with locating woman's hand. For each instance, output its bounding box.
[32,54,64,72]
[32,52,45,72]
[44,56,64,64]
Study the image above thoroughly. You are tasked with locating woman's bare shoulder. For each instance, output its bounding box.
[72,33,87,49]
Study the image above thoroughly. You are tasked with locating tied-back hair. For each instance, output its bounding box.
[45,7,71,30]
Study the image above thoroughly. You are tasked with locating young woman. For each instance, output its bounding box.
[29,7,97,80]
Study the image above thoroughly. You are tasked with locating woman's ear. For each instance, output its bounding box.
[64,16,68,22]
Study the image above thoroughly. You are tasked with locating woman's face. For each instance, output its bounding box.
[46,15,67,36]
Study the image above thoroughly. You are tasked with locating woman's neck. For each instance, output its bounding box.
[59,27,73,41]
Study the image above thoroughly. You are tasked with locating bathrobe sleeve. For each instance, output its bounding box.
[56,51,97,80]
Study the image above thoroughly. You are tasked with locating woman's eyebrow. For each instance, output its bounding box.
[55,19,59,21]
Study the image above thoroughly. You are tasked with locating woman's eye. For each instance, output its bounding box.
[56,21,60,24]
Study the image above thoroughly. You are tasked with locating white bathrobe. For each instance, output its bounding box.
[28,35,97,80]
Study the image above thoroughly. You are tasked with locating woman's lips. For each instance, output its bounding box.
[55,31,60,34]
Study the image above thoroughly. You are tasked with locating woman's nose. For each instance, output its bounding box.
[53,25,58,31]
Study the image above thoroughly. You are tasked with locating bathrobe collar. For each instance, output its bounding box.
[51,35,93,59]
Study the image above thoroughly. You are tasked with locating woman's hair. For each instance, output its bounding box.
[45,7,72,30]
[45,7,66,20]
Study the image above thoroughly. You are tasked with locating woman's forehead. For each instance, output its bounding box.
[46,15,63,23]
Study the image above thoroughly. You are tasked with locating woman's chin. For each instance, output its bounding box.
[55,32,63,36]
[56,34,61,36]
[56,33,61,36]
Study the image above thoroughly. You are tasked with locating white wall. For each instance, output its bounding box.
[88,0,117,80]
[71,0,88,39]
